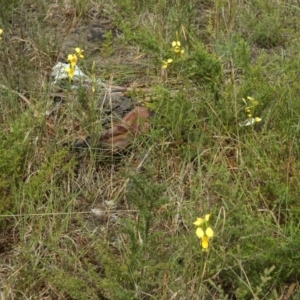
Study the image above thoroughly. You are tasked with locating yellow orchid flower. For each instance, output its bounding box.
[172,40,181,53]
[75,47,84,59]
[67,54,78,68]
[241,97,262,126]
[66,66,75,79]
[194,214,214,251]
[162,58,173,69]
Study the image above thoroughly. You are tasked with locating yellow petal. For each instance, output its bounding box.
[204,214,210,222]
[172,41,176,47]
[167,58,173,63]
[202,236,209,249]
[255,117,262,122]
[205,227,214,238]
[247,96,255,101]
[162,61,168,69]
[193,218,204,226]
[0,29,2,34]
[196,227,204,238]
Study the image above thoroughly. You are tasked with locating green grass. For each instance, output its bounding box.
[1,0,300,299]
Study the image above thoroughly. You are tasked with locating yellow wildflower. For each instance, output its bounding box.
[241,96,262,126]
[66,66,75,79]
[75,47,84,59]
[162,58,173,69]
[67,54,78,68]
[193,214,214,251]
[172,41,181,53]
[0,28,2,40]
